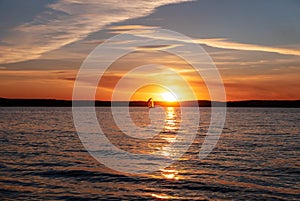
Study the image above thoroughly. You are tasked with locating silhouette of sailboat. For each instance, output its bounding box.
[147,98,154,108]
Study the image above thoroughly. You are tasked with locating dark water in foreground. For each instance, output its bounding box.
[0,107,299,200]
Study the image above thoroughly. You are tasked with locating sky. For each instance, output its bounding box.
[0,0,299,101]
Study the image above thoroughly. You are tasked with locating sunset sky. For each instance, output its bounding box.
[0,0,300,101]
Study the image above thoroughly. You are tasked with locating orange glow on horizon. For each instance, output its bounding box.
[0,51,299,101]
[161,92,177,102]
[130,85,187,102]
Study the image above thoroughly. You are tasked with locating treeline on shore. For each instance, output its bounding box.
[1,98,300,107]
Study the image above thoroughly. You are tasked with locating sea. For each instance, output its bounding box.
[0,107,299,200]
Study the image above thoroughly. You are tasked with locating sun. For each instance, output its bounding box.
[161,92,177,102]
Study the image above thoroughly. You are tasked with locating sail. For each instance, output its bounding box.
[147,98,154,108]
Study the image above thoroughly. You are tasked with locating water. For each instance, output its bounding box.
[0,107,299,200]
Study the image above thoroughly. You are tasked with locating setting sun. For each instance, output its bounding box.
[161,92,177,102]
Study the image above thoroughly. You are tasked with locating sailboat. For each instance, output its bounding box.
[147,98,154,108]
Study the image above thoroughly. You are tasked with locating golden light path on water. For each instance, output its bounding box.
[150,192,178,199]
[150,107,181,199]
[154,107,180,158]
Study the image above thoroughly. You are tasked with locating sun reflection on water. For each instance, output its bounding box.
[163,107,177,132]
[151,193,177,199]
[161,107,179,143]
[161,167,180,180]
[152,107,181,157]
[148,166,181,199]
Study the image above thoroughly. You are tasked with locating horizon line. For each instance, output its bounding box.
[1,97,300,102]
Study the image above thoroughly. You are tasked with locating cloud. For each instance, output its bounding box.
[196,38,300,56]
[108,25,159,30]
[0,0,192,64]
[136,44,180,51]
[116,30,300,57]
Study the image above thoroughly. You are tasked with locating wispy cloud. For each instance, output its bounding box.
[0,0,192,64]
[136,44,181,51]
[115,30,300,57]
[196,38,300,56]
[108,25,159,30]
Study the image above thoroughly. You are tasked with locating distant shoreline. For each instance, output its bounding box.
[0,98,299,108]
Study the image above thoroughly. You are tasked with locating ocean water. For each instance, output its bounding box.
[0,107,299,200]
